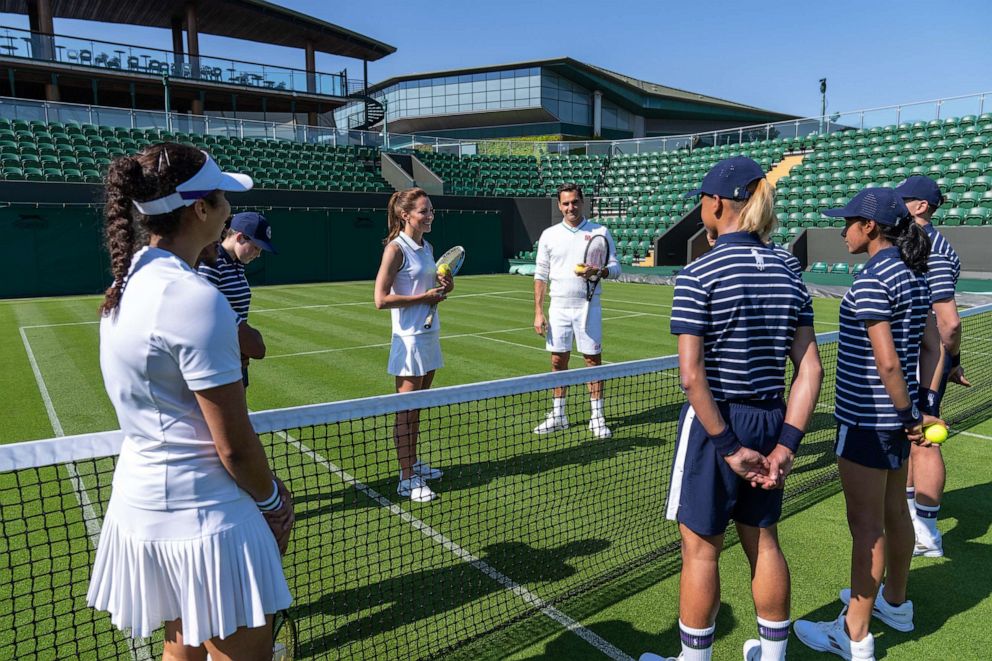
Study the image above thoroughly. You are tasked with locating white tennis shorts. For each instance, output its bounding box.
[388,332,443,376]
[545,300,603,355]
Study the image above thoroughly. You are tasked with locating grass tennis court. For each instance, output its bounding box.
[2,275,990,660]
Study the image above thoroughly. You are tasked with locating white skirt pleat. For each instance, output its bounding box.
[87,493,291,647]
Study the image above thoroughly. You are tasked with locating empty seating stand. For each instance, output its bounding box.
[0,118,392,193]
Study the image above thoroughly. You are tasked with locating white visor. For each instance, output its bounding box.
[132,152,253,216]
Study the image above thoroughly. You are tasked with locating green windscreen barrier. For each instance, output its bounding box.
[0,207,504,297]
[244,209,503,286]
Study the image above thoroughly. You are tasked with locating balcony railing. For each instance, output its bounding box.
[0,25,348,98]
[0,91,989,159]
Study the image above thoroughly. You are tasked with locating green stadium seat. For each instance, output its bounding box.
[831,263,851,274]
[810,261,828,273]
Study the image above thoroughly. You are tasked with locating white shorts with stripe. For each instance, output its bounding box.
[545,300,603,355]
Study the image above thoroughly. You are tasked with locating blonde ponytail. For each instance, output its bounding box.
[737,178,778,241]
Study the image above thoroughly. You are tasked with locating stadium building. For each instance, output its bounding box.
[332,57,796,140]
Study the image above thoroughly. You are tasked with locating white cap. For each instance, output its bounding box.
[132,152,253,216]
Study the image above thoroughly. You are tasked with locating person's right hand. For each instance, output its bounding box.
[534,312,547,336]
[948,365,971,387]
[723,447,772,487]
[263,478,295,555]
[908,414,946,447]
[422,287,446,305]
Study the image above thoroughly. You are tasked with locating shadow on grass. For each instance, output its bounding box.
[791,480,992,660]
[295,538,611,658]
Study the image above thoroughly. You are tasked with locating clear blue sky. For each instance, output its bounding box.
[2,0,989,120]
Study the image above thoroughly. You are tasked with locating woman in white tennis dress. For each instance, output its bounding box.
[88,143,293,659]
[374,188,453,503]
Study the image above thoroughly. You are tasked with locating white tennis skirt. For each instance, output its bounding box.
[86,492,291,647]
[388,332,443,376]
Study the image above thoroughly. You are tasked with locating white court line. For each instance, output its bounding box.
[252,290,523,314]
[953,430,992,441]
[19,330,151,660]
[267,312,651,359]
[486,291,673,310]
[480,293,671,319]
[275,430,633,661]
[17,290,528,329]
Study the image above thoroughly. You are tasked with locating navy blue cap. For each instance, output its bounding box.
[230,212,277,254]
[684,156,765,200]
[894,175,945,207]
[822,188,910,226]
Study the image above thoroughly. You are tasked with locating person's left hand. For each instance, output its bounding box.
[948,365,971,387]
[763,445,795,490]
[580,265,605,281]
[438,273,454,293]
[263,478,295,555]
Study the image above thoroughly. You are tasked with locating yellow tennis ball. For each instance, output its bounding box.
[574,263,586,275]
[924,424,948,444]
[437,264,451,277]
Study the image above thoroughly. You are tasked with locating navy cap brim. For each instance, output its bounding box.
[822,206,855,218]
[249,237,277,254]
[684,187,703,199]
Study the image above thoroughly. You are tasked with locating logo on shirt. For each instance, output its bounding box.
[584,234,592,241]
[266,226,272,239]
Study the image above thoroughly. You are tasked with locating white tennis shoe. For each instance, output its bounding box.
[397,475,436,503]
[589,416,612,439]
[794,611,875,660]
[913,519,943,557]
[638,653,681,661]
[743,639,761,661]
[534,412,569,434]
[838,584,914,632]
[413,460,442,480]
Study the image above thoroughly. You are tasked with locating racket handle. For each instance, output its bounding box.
[424,304,437,329]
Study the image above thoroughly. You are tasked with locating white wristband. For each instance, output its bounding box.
[256,479,282,512]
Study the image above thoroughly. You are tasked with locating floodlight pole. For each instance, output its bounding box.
[162,73,172,132]
[382,96,388,150]
[819,78,827,133]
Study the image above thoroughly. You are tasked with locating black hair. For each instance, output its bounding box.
[557,182,584,201]
[879,219,930,275]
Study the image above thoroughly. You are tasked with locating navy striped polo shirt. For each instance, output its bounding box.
[671,231,815,401]
[770,243,804,277]
[922,222,960,303]
[835,247,929,428]
[197,245,251,324]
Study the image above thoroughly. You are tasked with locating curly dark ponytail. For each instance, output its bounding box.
[880,220,931,276]
[100,143,210,315]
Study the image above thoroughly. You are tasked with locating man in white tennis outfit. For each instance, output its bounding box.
[534,183,621,438]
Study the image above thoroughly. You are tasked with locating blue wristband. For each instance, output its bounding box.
[778,423,804,453]
[895,404,923,428]
[709,426,742,456]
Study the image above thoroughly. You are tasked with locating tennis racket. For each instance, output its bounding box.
[582,234,610,302]
[424,245,466,329]
[272,609,297,661]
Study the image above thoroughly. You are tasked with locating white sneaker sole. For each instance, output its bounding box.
[533,421,569,434]
[913,542,943,558]
[793,623,858,660]
[838,589,914,632]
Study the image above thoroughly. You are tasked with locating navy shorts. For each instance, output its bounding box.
[665,399,786,536]
[835,423,909,470]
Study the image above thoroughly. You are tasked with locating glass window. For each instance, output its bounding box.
[500,78,514,90]
[501,90,514,103]
[472,81,485,93]
[486,91,500,103]
[486,79,500,92]
[486,71,500,81]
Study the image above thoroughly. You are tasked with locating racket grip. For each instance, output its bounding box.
[424,305,437,329]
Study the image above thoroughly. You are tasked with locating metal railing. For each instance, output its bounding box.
[1,90,989,159]
[0,25,348,98]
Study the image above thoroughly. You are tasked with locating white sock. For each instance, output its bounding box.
[552,397,566,417]
[679,620,714,661]
[591,397,604,418]
[757,616,790,661]
[907,488,920,524]
[915,502,940,534]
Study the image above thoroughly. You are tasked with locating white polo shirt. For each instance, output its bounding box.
[100,247,244,510]
[390,231,438,336]
[534,218,621,304]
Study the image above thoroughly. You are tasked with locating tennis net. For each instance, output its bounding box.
[3,303,992,660]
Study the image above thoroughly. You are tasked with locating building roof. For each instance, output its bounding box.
[358,57,795,121]
[0,0,396,60]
